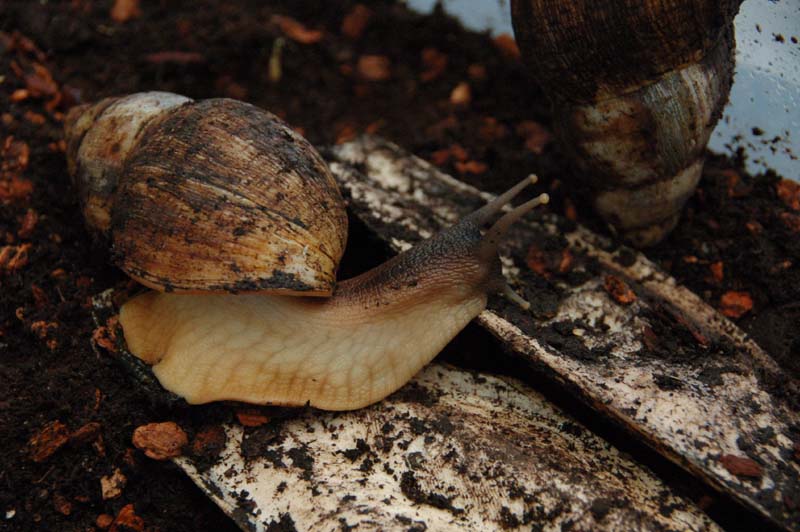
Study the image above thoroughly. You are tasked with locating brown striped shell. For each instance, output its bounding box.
[65,92,348,296]
[511,0,743,246]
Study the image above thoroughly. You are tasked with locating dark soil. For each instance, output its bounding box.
[0,1,797,531]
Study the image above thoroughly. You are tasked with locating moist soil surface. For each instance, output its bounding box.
[1,1,798,531]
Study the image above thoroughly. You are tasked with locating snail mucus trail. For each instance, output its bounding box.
[65,92,548,411]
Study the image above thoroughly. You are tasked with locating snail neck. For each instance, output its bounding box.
[331,218,500,316]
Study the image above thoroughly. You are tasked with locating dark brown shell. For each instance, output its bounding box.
[510,0,743,246]
[65,93,348,296]
[511,0,742,103]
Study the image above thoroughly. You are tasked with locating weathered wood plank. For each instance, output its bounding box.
[328,136,800,530]
[177,364,718,532]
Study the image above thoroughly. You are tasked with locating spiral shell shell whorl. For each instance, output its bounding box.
[511,0,743,246]
[64,92,348,296]
[65,92,192,235]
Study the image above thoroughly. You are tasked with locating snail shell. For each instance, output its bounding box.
[511,0,742,246]
[65,92,348,295]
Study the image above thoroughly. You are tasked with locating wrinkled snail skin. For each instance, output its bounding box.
[511,0,743,246]
[66,91,548,411]
[121,219,495,410]
[65,92,348,296]
[120,182,547,411]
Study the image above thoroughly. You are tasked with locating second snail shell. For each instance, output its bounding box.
[511,0,742,246]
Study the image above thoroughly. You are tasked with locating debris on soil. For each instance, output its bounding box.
[235,409,270,427]
[357,55,392,81]
[720,455,763,479]
[776,179,800,210]
[449,81,471,106]
[28,420,69,463]
[603,275,637,305]
[109,0,141,24]
[341,4,372,41]
[493,33,521,59]
[132,422,188,460]
[191,425,227,460]
[719,290,754,319]
[100,468,127,500]
[92,315,119,352]
[273,14,324,45]
[109,504,145,532]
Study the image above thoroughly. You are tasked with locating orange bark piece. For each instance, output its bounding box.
[430,149,450,166]
[493,33,521,59]
[0,243,31,272]
[516,120,552,155]
[479,117,508,142]
[144,51,204,64]
[69,422,102,445]
[110,0,141,23]
[709,261,724,283]
[604,275,637,305]
[335,123,358,145]
[420,47,448,82]
[526,245,571,278]
[720,454,763,478]
[24,111,47,125]
[454,160,487,175]
[448,144,468,162]
[110,504,144,532]
[0,176,33,203]
[273,15,323,44]
[24,63,58,97]
[780,212,800,233]
[31,283,49,308]
[719,291,753,319]
[101,468,127,500]
[526,246,550,277]
[191,425,227,458]
[563,197,578,222]
[357,55,391,81]
[96,514,114,529]
[467,63,487,80]
[132,422,188,460]
[449,82,471,106]
[53,493,72,516]
[341,4,372,40]
[93,316,119,353]
[17,208,38,239]
[365,119,384,135]
[10,89,29,102]
[558,248,574,274]
[236,410,270,427]
[4,137,30,171]
[776,179,800,211]
[29,420,69,462]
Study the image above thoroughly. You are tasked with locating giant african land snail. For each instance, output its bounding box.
[65,92,548,410]
[511,0,743,246]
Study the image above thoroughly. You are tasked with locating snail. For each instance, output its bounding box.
[65,91,548,411]
[510,0,743,246]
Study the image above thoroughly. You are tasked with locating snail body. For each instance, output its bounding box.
[66,92,547,410]
[511,0,742,246]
